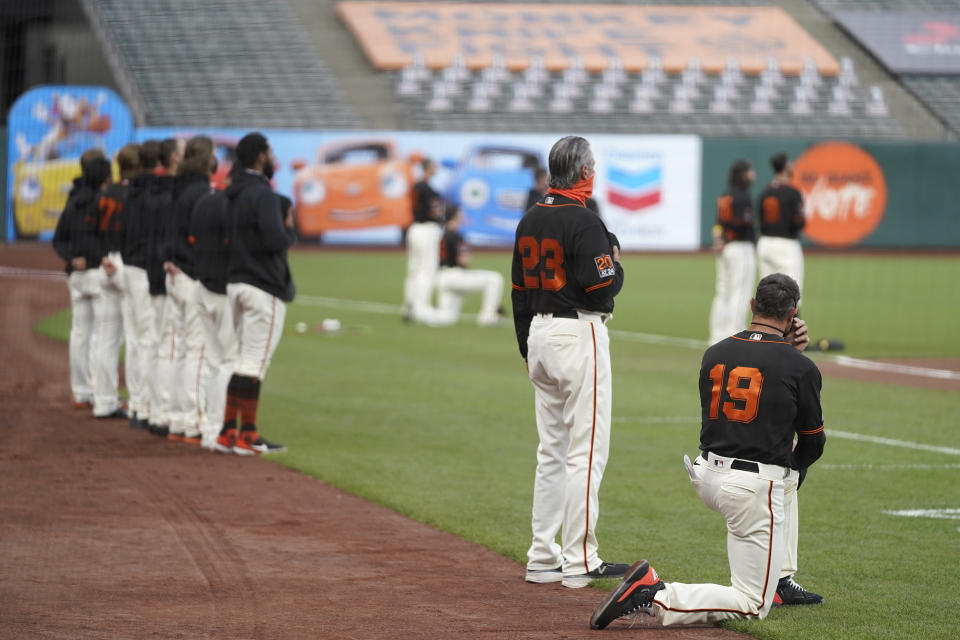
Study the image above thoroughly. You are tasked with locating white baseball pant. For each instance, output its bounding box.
[228,283,286,381]
[123,265,155,422]
[756,236,804,303]
[525,312,612,584]
[108,253,142,420]
[650,453,798,626]
[708,241,756,345]
[90,263,124,416]
[150,294,173,427]
[67,269,96,404]
[403,221,443,322]
[165,271,204,437]
[196,284,236,447]
[435,267,504,327]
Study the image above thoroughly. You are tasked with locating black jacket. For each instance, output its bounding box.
[167,172,210,279]
[122,173,155,269]
[63,184,105,271]
[226,170,296,302]
[147,174,176,295]
[52,178,85,273]
[97,181,132,255]
[191,188,229,295]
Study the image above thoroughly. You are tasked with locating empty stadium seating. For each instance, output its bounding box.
[80,0,360,128]
[391,55,906,138]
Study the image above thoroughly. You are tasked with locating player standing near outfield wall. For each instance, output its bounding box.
[403,157,444,324]
[591,274,826,630]
[756,153,806,302]
[52,149,108,409]
[512,136,628,589]
[214,132,293,455]
[708,160,757,345]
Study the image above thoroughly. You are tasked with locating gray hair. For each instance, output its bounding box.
[548,136,594,189]
[753,273,800,320]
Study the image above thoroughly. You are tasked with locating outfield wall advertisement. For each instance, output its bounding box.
[137,128,702,250]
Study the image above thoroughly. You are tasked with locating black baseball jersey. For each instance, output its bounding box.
[757,182,805,239]
[511,193,625,359]
[439,229,465,268]
[97,181,132,254]
[412,180,442,224]
[716,188,755,243]
[698,330,825,470]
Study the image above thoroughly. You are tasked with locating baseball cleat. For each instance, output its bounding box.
[773,576,823,605]
[214,429,237,454]
[182,433,203,445]
[96,407,129,419]
[233,431,287,455]
[562,561,631,589]
[148,423,169,437]
[525,566,563,584]
[167,431,185,442]
[589,560,665,630]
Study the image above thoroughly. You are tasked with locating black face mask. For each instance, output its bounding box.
[263,158,275,180]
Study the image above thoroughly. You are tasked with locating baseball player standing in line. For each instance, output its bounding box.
[512,136,629,589]
[145,138,184,437]
[214,133,293,455]
[120,141,160,429]
[591,273,826,630]
[163,136,217,443]
[403,158,444,323]
[432,204,504,327]
[708,160,757,345]
[190,173,236,451]
[53,148,107,409]
[88,145,140,419]
[756,153,806,302]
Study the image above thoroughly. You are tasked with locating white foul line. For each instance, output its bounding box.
[883,509,960,520]
[821,463,960,471]
[293,295,960,381]
[832,355,960,381]
[829,430,960,456]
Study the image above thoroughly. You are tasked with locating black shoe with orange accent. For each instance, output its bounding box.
[773,576,823,606]
[233,431,287,455]
[589,560,665,630]
[214,429,237,454]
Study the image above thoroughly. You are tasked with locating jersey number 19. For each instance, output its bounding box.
[708,364,764,423]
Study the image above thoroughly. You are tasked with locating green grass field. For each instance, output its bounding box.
[36,250,960,640]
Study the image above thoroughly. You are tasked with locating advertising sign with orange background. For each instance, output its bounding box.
[793,142,887,248]
[337,2,839,75]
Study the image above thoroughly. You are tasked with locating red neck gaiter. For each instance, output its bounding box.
[546,176,594,206]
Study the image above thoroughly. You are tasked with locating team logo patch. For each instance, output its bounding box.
[750,333,763,341]
[544,195,555,204]
[595,254,615,278]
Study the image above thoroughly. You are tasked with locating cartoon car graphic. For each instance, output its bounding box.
[443,145,543,246]
[11,158,82,238]
[291,139,420,237]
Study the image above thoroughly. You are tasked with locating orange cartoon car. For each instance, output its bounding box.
[291,139,420,237]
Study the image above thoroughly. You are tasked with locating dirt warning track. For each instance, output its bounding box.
[0,243,744,639]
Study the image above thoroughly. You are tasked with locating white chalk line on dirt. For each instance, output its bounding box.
[296,295,960,381]
[0,266,67,282]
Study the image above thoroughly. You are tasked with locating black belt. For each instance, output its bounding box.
[704,451,759,473]
[551,309,578,320]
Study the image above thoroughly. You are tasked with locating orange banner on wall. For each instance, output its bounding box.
[336,2,839,75]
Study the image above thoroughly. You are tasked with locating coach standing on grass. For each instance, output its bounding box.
[511,136,628,589]
[214,133,293,456]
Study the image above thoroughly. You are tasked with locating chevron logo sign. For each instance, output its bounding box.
[606,162,662,213]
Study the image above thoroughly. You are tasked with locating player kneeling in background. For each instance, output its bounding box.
[591,274,825,630]
[215,133,294,455]
[432,204,504,327]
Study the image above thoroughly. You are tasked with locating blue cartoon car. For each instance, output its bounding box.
[443,145,543,246]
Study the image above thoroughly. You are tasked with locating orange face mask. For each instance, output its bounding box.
[546,175,594,206]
